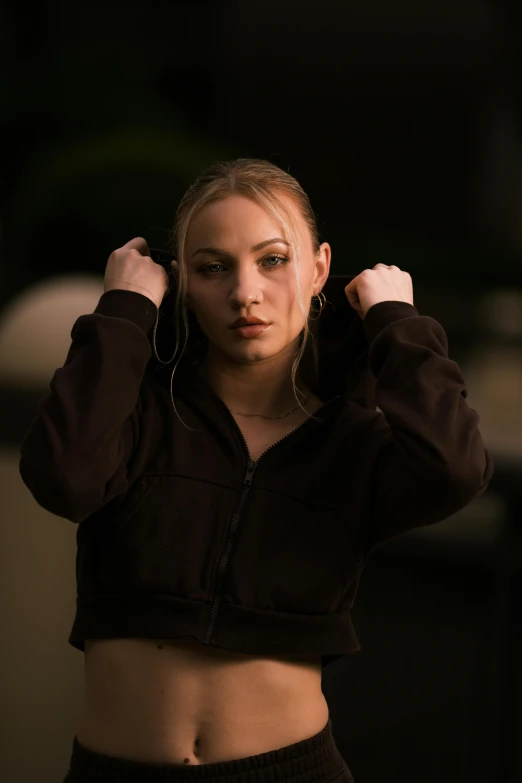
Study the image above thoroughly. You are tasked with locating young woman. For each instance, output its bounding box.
[71,159,355,780]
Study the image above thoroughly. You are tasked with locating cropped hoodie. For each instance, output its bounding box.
[18,273,494,669]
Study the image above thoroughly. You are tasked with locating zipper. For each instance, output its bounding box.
[204,457,256,643]
[203,390,342,645]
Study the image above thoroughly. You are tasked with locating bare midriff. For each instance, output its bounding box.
[75,637,329,766]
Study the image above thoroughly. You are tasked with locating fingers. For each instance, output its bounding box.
[120,237,151,257]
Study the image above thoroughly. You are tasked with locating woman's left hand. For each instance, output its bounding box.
[344,263,414,319]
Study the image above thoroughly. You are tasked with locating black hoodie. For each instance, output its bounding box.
[18,274,494,669]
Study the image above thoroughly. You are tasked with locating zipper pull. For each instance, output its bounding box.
[244,459,256,486]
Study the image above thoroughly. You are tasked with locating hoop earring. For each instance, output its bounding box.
[309,290,326,321]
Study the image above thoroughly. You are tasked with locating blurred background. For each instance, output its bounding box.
[1,1,522,781]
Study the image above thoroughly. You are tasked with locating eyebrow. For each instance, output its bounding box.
[191,237,290,260]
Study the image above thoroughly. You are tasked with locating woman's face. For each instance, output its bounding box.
[181,193,331,365]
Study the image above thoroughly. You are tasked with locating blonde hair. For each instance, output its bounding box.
[151,157,327,431]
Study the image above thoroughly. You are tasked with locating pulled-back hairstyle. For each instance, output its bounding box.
[151,158,327,431]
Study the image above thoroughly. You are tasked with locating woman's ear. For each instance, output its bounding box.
[313,243,331,293]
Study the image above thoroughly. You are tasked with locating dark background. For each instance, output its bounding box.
[2,2,522,782]
[4,0,522,300]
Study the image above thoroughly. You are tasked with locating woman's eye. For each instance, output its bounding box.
[199,255,289,275]
[263,254,288,269]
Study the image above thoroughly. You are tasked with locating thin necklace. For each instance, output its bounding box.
[228,397,310,419]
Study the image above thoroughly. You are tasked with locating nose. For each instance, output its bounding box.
[228,268,263,308]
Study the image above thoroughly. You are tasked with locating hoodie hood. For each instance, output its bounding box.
[146,274,377,411]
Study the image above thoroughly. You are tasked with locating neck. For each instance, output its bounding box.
[197,350,311,418]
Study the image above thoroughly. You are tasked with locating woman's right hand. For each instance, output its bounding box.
[104,237,170,309]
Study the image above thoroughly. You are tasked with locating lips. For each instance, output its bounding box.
[230,319,269,329]
[230,322,271,338]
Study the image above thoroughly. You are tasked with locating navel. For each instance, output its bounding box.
[182,738,201,765]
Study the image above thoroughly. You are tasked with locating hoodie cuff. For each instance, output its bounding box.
[362,301,420,345]
[94,289,159,336]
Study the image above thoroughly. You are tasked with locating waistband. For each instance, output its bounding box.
[64,718,354,782]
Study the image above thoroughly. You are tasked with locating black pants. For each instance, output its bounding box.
[63,717,355,782]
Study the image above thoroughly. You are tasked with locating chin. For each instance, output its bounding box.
[225,340,282,363]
